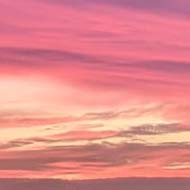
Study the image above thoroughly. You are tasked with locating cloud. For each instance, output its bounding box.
[2,46,189,94]
[0,46,100,68]
[1,142,190,176]
[38,0,190,16]
[121,123,190,136]
[2,46,189,76]
[0,104,164,128]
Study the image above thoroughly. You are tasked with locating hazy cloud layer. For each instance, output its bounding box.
[1,178,190,190]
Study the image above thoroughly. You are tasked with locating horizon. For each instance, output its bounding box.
[1,177,190,190]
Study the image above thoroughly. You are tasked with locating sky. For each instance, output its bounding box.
[0,0,190,189]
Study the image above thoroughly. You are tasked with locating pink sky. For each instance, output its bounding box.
[0,0,190,188]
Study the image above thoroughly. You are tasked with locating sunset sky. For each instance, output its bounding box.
[0,0,190,189]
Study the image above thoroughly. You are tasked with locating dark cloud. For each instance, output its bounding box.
[0,139,33,150]
[80,104,165,120]
[38,0,190,16]
[131,60,190,75]
[0,46,100,67]
[1,142,190,172]
[1,46,189,91]
[8,47,188,76]
[120,123,190,136]
[99,0,190,16]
